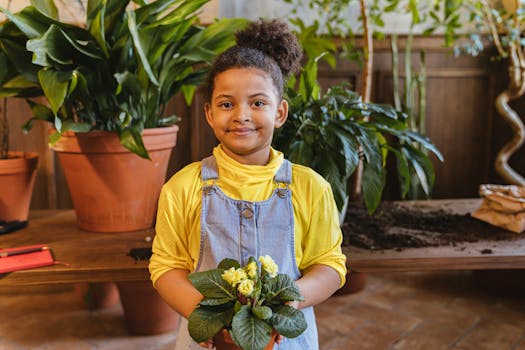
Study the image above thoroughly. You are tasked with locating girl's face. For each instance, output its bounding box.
[205,67,288,165]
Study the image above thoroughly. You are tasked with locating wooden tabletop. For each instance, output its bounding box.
[2,199,525,286]
[0,210,152,286]
[345,198,525,272]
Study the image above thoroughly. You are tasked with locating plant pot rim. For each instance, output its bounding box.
[0,152,39,174]
[50,125,179,154]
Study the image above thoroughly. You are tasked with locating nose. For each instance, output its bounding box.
[233,104,251,123]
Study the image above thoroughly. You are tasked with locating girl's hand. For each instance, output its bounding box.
[198,340,214,349]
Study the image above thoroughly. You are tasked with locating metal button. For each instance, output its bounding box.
[277,189,287,198]
[242,208,253,219]
[203,186,214,195]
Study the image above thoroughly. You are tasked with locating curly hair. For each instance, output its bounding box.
[206,18,303,101]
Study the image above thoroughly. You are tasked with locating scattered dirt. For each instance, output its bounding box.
[341,202,517,251]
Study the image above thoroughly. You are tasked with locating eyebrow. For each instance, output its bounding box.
[214,93,272,100]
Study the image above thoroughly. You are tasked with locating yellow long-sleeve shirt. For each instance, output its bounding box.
[149,145,347,287]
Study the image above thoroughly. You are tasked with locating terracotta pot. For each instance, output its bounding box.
[51,126,178,232]
[117,281,180,335]
[75,282,121,310]
[472,269,525,297]
[0,152,39,222]
[213,329,277,350]
[334,270,367,296]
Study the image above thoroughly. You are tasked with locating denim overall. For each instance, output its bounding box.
[175,155,319,350]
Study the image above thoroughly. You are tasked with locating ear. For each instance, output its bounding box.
[274,99,288,129]
[204,102,213,128]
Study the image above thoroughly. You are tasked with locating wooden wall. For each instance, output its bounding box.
[5,35,518,209]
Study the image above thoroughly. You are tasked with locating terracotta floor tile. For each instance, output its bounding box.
[391,320,469,350]
[1,271,525,349]
[454,319,525,350]
[328,324,402,350]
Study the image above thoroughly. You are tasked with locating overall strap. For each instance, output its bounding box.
[201,156,218,181]
[274,159,292,185]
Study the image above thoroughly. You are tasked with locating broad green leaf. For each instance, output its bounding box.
[118,124,150,159]
[0,6,50,38]
[188,269,237,301]
[38,68,70,115]
[217,258,240,270]
[271,305,307,338]
[263,274,304,304]
[31,0,58,19]
[253,306,273,320]
[127,10,159,86]
[188,305,232,343]
[231,305,273,350]
[88,0,109,58]
[361,162,386,214]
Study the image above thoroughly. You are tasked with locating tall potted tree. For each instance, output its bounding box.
[0,0,247,232]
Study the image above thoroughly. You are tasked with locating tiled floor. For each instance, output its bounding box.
[1,270,525,349]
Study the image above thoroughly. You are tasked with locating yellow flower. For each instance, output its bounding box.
[237,279,254,296]
[245,261,258,279]
[258,255,278,278]
[221,267,247,286]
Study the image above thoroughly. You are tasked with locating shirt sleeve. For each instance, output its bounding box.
[299,182,347,287]
[149,168,200,286]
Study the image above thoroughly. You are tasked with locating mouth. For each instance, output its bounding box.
[227,127,256,136]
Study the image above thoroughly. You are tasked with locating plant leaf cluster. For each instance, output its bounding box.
[188,257,306,350]
[0,0,247,158]
[273,54,443,214]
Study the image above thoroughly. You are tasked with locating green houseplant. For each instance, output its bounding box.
[274,53,443,216]
[0,0,246,232]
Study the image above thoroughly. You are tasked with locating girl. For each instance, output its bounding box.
[149,18,347,349]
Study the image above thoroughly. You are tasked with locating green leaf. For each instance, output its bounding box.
[263,274,304,304]
[37,68,71,115]
[31,0,58,20]
[231,305,273,350]
[188,305,232,343]
[118,124,150,160]
[361,162,386,214]
[127,10,159,86]
[188,269,237,302]
[217,258,240,270]
[271,305,307,338]
[252,306,273,320]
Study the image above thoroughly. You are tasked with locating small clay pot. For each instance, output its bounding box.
[334,270,367,295]
[117,281,180,335]
[213,329,277,350]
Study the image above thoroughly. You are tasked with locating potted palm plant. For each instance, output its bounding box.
[0,0,246,232]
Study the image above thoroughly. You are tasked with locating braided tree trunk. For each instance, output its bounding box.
[494,42,525,185]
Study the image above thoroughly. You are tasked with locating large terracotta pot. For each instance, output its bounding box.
[51,126,178,232]
[213,329,277,350]
[0,152,39,222]
[117,281,180,335]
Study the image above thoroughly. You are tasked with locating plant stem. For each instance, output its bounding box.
[390,34,401,111]
[0,98,8,159]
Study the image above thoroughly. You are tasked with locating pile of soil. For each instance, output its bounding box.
[341,202,517,251]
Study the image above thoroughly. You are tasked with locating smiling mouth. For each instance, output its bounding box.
[227,128,256,135]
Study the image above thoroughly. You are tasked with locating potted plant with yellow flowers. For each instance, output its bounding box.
[188,255,307,350]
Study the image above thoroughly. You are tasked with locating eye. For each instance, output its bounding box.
[253,100,267,108]
[219,101,233,109]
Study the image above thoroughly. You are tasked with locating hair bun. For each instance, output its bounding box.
[235,18,303,78]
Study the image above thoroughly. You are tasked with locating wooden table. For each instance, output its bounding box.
[345,198,525,272]
[0,210,152,286]
[2,199,525,286]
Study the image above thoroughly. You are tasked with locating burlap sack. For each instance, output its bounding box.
[471,184,525,233]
